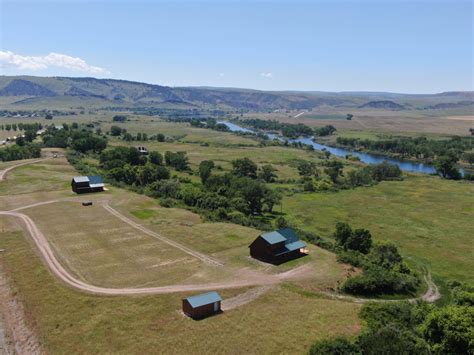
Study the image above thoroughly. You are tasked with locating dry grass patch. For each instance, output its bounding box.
[22,200,231,288]
[0,219,361,354]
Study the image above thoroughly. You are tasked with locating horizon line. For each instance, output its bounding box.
[1,74,472,96]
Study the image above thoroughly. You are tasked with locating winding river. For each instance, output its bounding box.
[219,121,442,175]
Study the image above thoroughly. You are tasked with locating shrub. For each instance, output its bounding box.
[309,337,358,355]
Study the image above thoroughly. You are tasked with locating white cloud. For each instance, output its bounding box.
[218,72,225,77]
[260,72,273,78]
[0,50,108,74]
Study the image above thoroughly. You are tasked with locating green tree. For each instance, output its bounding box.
[45,114,53,120]
[232,158,258,178]
[258,164,277,182]
[199,160,215,183]
[149,151,163,165]
[110,125,122,136]
[346,229,373,254]
[15,136,26,146]
[309,337,359,355]
[262,189,281,212]
[334,222,353,247]
[275,216,288,229]
[155,166,170,180]
[346,113,353,121]
[112,115,127,122]
[297,160,318,177]
[421,305,474,354]
[434,155,461,179]
[137,163,157,185]
[369,242,404,270]
[358,325,429,355]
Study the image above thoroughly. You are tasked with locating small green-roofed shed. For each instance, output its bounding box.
[185,291,222,308]
[182,291,222,319]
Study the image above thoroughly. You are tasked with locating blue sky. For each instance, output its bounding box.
[1,0,472,93]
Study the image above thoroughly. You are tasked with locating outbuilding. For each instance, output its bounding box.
[249,227,308,264]
[71,176,105,194]
[135,146,148,155]
[182,291,222,319]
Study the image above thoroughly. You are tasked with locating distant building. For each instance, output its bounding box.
[249,228,307,264]
[71,176,105,194]
[182,291,222,319]
[135,146,148,155]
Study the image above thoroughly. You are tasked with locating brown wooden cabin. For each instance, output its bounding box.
[182,291,222,319]
[249,227,307,265]
[71,176,104,194]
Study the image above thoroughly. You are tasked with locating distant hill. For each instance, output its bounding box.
[0,79,57,97]
[425,101,474,110]
[0,75,472,111]
[359,100,405,110]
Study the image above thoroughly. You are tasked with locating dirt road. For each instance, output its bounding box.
[318,272,440,304]
[0,158,50,182]
[0,210,313,296]
[0,204,441,302]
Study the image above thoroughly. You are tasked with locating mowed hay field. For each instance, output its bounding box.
[0,156,361,353]
[22,200,228,288]
[283,175,474,283]
[110,193,347,288]
[0,223,361,354]
[0,157,73,200]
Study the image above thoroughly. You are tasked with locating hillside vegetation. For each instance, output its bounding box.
[0,75,473,111]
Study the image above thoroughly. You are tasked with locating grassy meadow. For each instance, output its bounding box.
[0,112,473,353]
[283,176,474,283]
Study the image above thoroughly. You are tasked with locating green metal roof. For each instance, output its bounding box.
[260,231,287,244]
[73,176,89,183]
[185,291,222,308]
[260,228,307,256]
[88,175,104,185]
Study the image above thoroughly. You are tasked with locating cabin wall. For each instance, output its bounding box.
[182,300,221,319]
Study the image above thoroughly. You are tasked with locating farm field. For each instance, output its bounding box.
[244,109,474,136]
[283,176,474,283]
[0,114,472,353]
[0,151,363,353]
[0,221,361,354]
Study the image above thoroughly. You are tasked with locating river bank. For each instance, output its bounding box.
[219,121,448,175]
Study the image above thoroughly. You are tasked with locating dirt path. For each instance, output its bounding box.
[1,204,441,303]
[318,272,440,304]
[0,158,50,182]
[0,210,315,296]
[221,285,273,311]
[420,272,440,302]
[102,203,223,267]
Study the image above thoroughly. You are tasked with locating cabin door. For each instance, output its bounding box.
[213,302,219,312]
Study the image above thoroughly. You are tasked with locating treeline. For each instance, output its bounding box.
[333,222,420,295]
[297,159,402,192]
[93,150,281,228]
[109,125,166,142]
[238,118,314,138]
[1,122,43,132]
[42,124,107,153]
[336,135,473,160]
[310,283,473,354]
[190,118,231,132]
[0,144,41,162]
